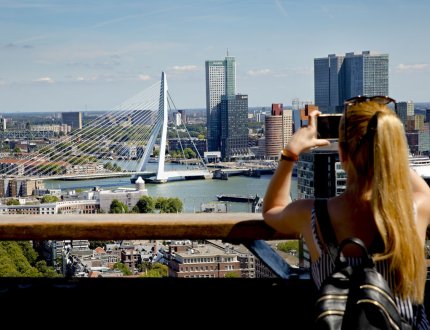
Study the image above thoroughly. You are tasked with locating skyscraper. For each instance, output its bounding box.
[0,116,6,131]
[397,101,415,127]
[62,112,82,130]
[314,51,389,113]
[220,94,249,160]
[177,109,187,124]
[264,104,293,159]
[205,56,236,152]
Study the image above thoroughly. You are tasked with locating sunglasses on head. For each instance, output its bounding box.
[342,95,397,152]
[344,95,397,110]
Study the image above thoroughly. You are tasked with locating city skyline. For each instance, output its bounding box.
[1,0,429,113]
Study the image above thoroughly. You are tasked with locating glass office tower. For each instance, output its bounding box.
[205,56,236,152]
[314,51,389,114]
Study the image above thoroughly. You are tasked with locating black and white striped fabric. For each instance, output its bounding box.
[310,207,421,326]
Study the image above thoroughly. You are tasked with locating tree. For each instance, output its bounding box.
[112,164,122,172]
[109,199,128,213]
[35,260,61,277]
[140,263,168,278]
[131,205,139,213]
[167,197,183,213]
[225,272,239,278]
[154,197,167,210]
[0,241,40,277]
[104,162,114,171]
[276,240,299,254]
[137,261,152,273]
[17,241,38,265]
[89,241,113,250]
[36,163,64,175]
[113,262,132,276]
[156,197,183,213]
[135,196,155,213]
[0,254,21,277]
[183,147,196,159]
[41,195,60,203]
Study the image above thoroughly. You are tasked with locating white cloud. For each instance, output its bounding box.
[74,76,98,82]
[171,65,198,73]
[396,63,429,72]
[35,77,54,83]
[247,69,271,76]
[138,74,151,81]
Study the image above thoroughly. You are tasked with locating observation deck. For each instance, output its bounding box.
[0,213,429,327]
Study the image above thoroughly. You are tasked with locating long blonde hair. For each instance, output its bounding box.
[340,101,426,303]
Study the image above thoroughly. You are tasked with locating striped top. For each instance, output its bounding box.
[310,206,415,324]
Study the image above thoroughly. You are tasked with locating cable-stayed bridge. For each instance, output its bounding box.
[0,72,212,184]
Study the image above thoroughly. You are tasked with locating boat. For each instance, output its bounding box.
[216,194,257,203]
[212,169,228,180]
[409,154,430,184]
[244,168,261,177]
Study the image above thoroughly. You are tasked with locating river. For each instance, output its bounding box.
[44,162,298,213]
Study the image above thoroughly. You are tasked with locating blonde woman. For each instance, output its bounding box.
[263,97,430,328]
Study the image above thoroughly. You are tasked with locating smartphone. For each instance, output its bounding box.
[316,114,341,139]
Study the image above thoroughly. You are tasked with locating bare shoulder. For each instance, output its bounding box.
[284,198,316,231]
[263,198,315,236]
[289,198,315,214]
[414,191,430,227]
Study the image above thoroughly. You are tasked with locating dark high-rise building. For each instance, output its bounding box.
[62,112,82,130]
[397,101,415,128]
[296,144,346,269]
[220,94,249,160]
[314,51,389,113]
[297,144,345,199]
[205,56,236,152]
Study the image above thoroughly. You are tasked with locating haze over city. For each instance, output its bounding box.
[1,0,429,113]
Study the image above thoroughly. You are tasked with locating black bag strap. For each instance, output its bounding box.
[314,199,338,265]
[336,237,374,268]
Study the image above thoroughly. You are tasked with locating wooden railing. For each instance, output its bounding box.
[0,212,297,241]
[0,212,311,325]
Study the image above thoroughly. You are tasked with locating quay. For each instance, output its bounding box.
[62,171,154,181]
[2,159,276,184]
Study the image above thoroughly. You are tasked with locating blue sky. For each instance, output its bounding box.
[0,0,429,113]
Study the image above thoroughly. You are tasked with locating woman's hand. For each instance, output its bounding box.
[284,110,331,156]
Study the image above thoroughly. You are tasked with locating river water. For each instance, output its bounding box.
[45,162,298,213]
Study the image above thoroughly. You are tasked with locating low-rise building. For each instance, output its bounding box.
[97,176,148,212]
[167,240,241,278]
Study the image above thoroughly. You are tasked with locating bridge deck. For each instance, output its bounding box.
[147,169,213,183]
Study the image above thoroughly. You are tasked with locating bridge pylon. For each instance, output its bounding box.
[155,71,169,182]
[132,71,212,184]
